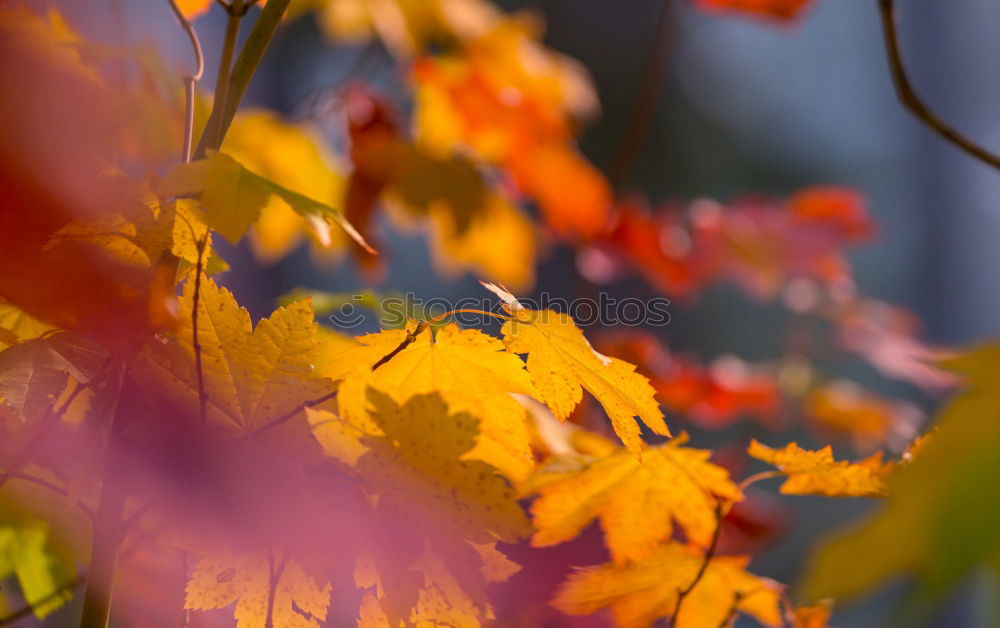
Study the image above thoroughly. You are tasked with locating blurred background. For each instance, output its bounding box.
[42,0,1000,625]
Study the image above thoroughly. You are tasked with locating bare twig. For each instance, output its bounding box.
[167,0,205,163]
[371,321,430,371]
[672,499,725,626]
[609,0,676,189]
[0,576,84,626]
[878,0,1000,171]
[192,236,209,426]
[264,551,286,628]
[0,357,114,491]
[0,472,95,521]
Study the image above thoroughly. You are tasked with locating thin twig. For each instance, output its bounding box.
[0,472,96,521]
[192,236,209,426]
[878,0,1000,171]
[167,0,205,163]
[371,321,430,371]
[672,499,725,626]
[0,357,114,491]
[609,0,676,190]
[0,576,84,626]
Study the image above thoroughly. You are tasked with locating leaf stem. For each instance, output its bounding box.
[878,0,1000,171]
[0,472,95,521]
[737,470,783,493]
[203,0,244,152]
[194,0,292,158]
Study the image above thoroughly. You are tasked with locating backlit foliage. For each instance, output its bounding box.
[0,0,985,627]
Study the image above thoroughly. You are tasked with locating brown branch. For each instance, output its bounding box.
[0,472,95,521]
[878,0,1000,171]
[609,0,676,190]
[671,499,725,626]
[0,576,84,626]
[166,0,205,163]
[191,237,209,426]
[371,321,430,371]
[0,357,114,491]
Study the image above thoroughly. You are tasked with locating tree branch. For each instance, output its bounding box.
[0,472,95,521]
[878,0,1000,171]
[609,0,675,190]
[166,0,205,163]
[194,0,292,158]
[191,238,209,426]
[0,576,84,626]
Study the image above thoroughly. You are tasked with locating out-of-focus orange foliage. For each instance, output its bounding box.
[695,0,813,21]
[412,18,610,239]
[0,9,177,345]
[597,331,781,429]
[805,381,922,453]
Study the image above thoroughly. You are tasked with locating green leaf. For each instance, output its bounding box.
[158,152,373,252]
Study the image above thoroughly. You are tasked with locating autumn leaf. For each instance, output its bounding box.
[158,152,373,253]
[222,110,349,262]
[803,345,1000,606]
[0,519,76,619]
[131,275,334,432]
[317,322,538,479]
[354,390,529,543]
[748,440,892,497]
[185,552,330,627]
[174,0,213,20]
[793,599,832,628]
[491,285,669,455]
[528,437,740,562]
[314,391,530,624]
[552,541,782,628]
[695,0,813,21]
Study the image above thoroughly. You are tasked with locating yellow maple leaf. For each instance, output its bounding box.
[317,391,529,625]
[748,440,891,497]
[553,541,782,628]
[495,292,668,456]
[316,323,538,479]
[158,152,371,254]
[357,390,530,543]
[0,300,54,347]
[132,275,334,432]
[185,552,331,627]
[529,438,740,563]
[175,0,213,20]
[222,110,349,263]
